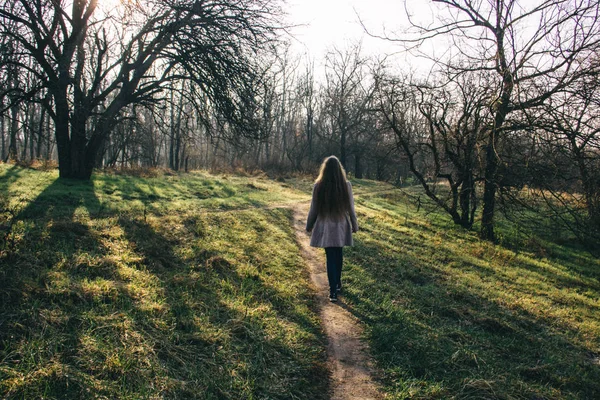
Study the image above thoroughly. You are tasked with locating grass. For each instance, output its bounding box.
[1,163,599,399]
[0,165,326,399]
[344,185,600,399]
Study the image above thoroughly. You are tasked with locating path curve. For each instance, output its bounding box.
[289,202,382,400]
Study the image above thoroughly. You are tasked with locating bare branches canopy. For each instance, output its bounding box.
[0,0,283,178]
[375,0,600,241]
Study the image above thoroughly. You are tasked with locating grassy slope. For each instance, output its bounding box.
[0,165,326,399]
[344,187,600,399]
[1,164,599,399]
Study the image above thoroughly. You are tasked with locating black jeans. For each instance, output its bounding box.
[325,247,343,293]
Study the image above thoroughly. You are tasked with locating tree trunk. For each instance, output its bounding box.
[265,137,270,164]
[55,115,98,179]
[1,104,5,161]
[340,129,347,169]
[171,90,184,171]
[8,101,19,161]
[58,145,96,179]
[168,90,176,170]
[458,177,475,229]
[120,123,128,168]
[45,111,52,161]
[21,103,30,161]
[480,132,498,240]
[571,138,600,230]
[174,132,181,171]
[36,104,45,159]
[28,103,36,161]
[255,139,262,167]
[71,121,94,179]
[280,127,287,165]
[480,92,511,240]
[306,108,313,158]
[55,91,74,177]
[354,152,362,179]
[169,133,175,170]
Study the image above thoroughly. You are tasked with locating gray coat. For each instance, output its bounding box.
[306,181,358,248]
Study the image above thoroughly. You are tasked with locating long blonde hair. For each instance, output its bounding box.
[314,156,351,218]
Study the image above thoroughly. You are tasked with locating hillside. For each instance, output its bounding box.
[1,164,599,399]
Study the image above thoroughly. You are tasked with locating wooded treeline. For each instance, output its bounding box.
[1,0,600,245]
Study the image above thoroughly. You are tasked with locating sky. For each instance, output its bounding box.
[286,0,439,70]
[96,0,441,75]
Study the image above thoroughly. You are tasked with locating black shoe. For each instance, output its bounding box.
[336,283,342,293]
[329,291,338,302]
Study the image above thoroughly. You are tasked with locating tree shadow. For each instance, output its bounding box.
[1,174,330,399]
[91,173,247,219]
[0,177,110,398]
[2,177,103,295]
[359,191,600,312]
[0,164,26,189]
[500,234,600,285]
[341,226,600,399]
[115,206,330,399]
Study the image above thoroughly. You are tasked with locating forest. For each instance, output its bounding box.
[1,0,600,244]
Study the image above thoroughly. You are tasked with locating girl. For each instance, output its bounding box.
[306,156,358,302]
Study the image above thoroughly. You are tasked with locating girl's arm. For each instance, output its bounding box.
[306,185,318,232]
[348,182,358,232]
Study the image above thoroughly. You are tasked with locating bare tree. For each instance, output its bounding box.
[385,0,600,240]
[522,73,600,242]
[297,60,317,163]
[322,43,373,172]
[375,69,487,228]
[0,0,282,179]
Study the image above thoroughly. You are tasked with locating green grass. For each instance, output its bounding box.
[1,164,599,399]
[345,184,600,399]
[0,165,327,399]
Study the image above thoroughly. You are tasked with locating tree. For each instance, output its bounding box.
[0,0,281,179]
[297,60,317,164]
[322,43,373,172]
[374,70,486,228]
[389,0,600,240]
[523,73,600,243]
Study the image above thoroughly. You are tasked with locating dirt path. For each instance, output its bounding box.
[289,202,383,400]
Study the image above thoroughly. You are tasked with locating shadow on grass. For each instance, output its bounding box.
[115,208,329,399]
[0,177,107,398]
[1,176,329,399]
[0,164,26,189]
[342,221,600,399]
[94,173,236,201]
[360,190,600,306]
[499,232,600,286]
[2,177,103,294]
